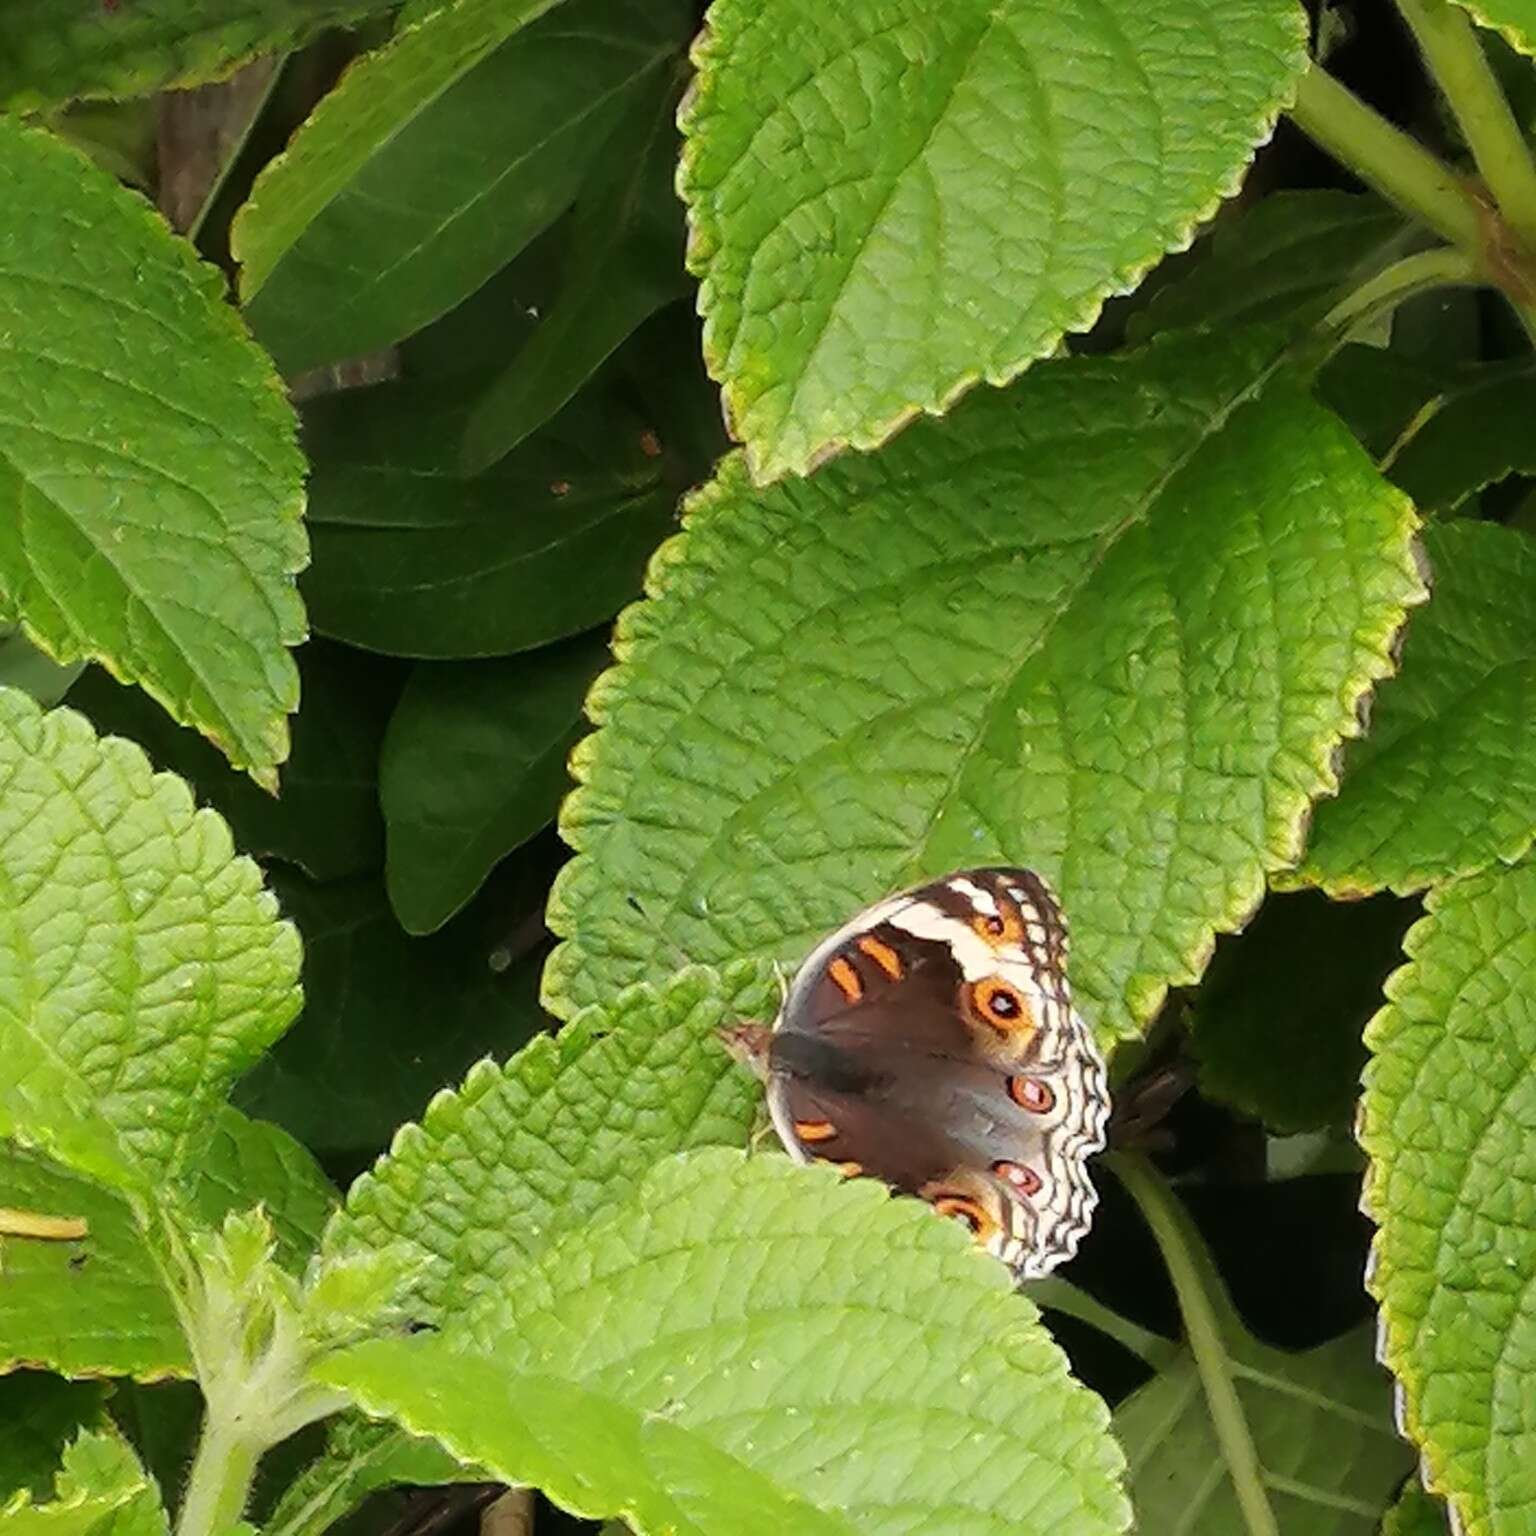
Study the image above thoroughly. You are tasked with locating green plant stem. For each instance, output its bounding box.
[1111,1155,1280,1536]
[177,1413,261,1536]
[1288,63,1485,255]
[1396,0,1536,249]
[1322,244,1482,338]
[1030,1277,1173,1365]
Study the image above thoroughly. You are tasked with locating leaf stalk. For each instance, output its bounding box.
[1395,0,1536,250]
[1111,1155,1280,1536]
[176,1412,262,1536]
[1288,64,1485,254]
[1321,245,1482,339]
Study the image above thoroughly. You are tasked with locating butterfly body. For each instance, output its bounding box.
[725,867,1109,1280]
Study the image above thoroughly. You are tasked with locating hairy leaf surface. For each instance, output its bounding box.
[680,0,1308,479]
[0,1111,332,1380]
[322,1152,1130,1536]
[325,967,766,1320]
[545,330,1425,1039]
[0,691,301,1195]
[1361,858,1536,1536]
[0,121,305,784]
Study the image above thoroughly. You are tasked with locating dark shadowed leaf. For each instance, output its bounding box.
[302,381,677,660]
[381,631,610,934]
[67,641,400,883]
[1191,890,1417,1132]
[460,66,691,471]
[235,861,553,1161]
[236,0,692,374]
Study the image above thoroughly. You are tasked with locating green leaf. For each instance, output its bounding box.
[1191,890,1416,1132]
[235,0,691,375]
[275,966,761,1528]
[1,1430,164,1536]
[0,2,391,114]
[1115,1292,1409,1533]
[1313,344,1446,462]
[302,383,678,660]
[1129,191,1406,343]
[1113,1158,1412,1533]
[1118,1326,1412,1532]
[0,120,306,787]
[185,1108,338,1272]
[1450,2,1536,56]
[67,641,399,884]
[1294,522,1536,896]
[1381,1483,1449,1536]
[324,966,765,1321]
[459,65,691,472]
[680,0,1309,481]
[234,867,549,1160]
[262,1417,477,1536]
[0,1376,109,1501]
[0,628,83,709]
[0,1144,189,1380]
[0,1111,333,1381]
[1380,361,1536,513]
[544,329,1426,1040]
[1360,857,1536,1536]
[381,632,611,934]
[320,1151,1130,1536]
[0,689,302,1196]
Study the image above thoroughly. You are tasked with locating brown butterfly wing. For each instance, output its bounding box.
[764,867,1107,1279]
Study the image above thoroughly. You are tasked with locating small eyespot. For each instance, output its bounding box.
[1009,1076,1055,1114]
[993,1160,1043,1197]
[930,1192,997,1239]
[973,977,1031,1032]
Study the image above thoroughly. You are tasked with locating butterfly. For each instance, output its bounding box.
[721,867,1109,1280]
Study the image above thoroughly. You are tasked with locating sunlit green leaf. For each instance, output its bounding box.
[321,1152,1130,1536]
[1361,857,1536,1536]
[544,330,1425,1040]
[680,0,1308,479]
[0,121,306,784]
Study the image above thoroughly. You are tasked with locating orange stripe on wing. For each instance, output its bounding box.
[855,934,903,980]
[827,955,863,1002]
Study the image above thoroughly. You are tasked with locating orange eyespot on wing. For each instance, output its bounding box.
[971,977,1036,1040]
[855,934,903,980]
[927,1190,1001,1242]
[993,1160,1043,1198]
[971,896,1024,948]
[1008,1075,1055,1114]
[826,955,863,1002]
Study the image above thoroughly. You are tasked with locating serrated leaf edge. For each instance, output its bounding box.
[4,122,306,785]
[0,689,302,1190]
[544,366,1429,1033]
[1357,876,1487,1536]
[675,3,1312,484]
[1446,0,1536,58]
